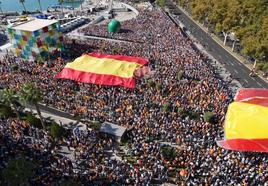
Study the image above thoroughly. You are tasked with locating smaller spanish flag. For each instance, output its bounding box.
[217,89,268,152]
[57,53,148,88]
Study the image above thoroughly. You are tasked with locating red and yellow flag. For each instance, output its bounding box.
[217,89,268,152]
[57,53,148,88]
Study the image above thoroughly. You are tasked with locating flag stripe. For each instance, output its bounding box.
[225,102,268,139]
[217,139,268,152]
[57,68,136,88]
[235,89,268,101]
[87,53,149,65]
[236,97,268,107]
[65,55,142,78]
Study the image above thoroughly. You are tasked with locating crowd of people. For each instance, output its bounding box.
[79,10,158,43]
[0,3,268,185]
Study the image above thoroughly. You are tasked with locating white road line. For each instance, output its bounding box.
[229,62,234,66]
[234,69,239,74]
[244,79,249,84]
[257,82,263,87]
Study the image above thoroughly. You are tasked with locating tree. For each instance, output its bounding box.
[190,0,213,23]
[71,0,75,14]
[80,0,83,10]
[208,0,228,32]
[156,82,162,90]
[25,113,42,128]
[2,156,36,185]
[50,122,66,140]
[203,112,215,123]
[19,83,45,129]
[0,104,14,118]
[58,0,64,14]
[185,0,268,69]
[163,102,171,112]
[0,1,3,14]
[60,180,78,186]
[19,0,27,14]
[161,145,176,160]
[0,88,20,118]
[37,0,42,12]
[156,0,166,8]
[178,0,188,8]
[147,79,155,88]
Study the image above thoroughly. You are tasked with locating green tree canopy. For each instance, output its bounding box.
[19,83,45,129]
[180,0,268,65]
[1,156,36,185]
[0,88,20,118]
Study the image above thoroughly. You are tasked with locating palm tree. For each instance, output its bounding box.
[0,104,14,118]
[19,0,27,14]
[71,0,75,15]
[58,0,64,14]
[37,0,42,12]
[80,0,83,10]
[0,88,20,118]
[19,83,45,129]
[0,1,3,14]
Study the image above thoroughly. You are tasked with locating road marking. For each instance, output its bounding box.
[244,79,249,84]
[234,69,239,74]
[257,82,263,87]
[229,62,234,66]
[225,55,231,59]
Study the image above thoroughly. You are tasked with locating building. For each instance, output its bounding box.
[7,19,63,60]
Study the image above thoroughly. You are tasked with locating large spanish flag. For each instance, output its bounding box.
[57,53,148,88]
[217,89,268,152]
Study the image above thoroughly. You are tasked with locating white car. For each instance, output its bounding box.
[64,13,73,18]
[47,15,56,20]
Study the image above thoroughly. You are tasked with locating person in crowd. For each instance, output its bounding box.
[0,6,267,186]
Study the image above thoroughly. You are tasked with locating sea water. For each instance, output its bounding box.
[0,0,83,13]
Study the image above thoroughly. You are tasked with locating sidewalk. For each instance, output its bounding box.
[24,104,88,161]
[24,104,87,131]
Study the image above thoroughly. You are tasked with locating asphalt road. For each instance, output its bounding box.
[166,0,268,88]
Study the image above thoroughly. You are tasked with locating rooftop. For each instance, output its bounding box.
[12,19,58,32]
[100,122,127,137]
